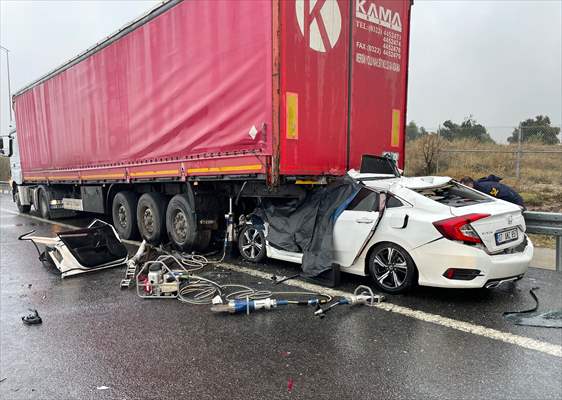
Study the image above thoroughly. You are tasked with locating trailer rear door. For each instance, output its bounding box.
[279,0,351,176]
[279,0,410,176]
[348,0,411,170]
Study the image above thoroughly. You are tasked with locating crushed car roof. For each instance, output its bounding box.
[348,170,453,191]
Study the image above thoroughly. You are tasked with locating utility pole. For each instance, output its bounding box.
[436,124,441,173]
[515,122,522,180]
[0,45,13,124]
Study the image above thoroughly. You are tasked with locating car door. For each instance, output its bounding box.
[333,187,380,267]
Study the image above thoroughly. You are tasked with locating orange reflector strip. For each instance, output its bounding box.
[391,109,400,147]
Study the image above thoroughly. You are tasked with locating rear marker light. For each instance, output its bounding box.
[443,268,482,280]
[433,213,490,244]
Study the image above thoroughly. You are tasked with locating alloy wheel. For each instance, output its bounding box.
[240,227,263,260]
[372,246,409,290]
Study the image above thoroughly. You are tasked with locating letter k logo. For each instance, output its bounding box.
[296,0,342,53]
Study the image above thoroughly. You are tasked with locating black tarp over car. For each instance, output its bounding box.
[255,176,360,277]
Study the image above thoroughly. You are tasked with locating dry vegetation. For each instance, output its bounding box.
[0,157,9,182]
[406,138,562,248]
[406,138,562,209]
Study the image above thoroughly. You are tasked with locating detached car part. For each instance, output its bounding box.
[19,219,128,278]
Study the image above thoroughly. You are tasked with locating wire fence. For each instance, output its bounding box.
[405,124,562,184]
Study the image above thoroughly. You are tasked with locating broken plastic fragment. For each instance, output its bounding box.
[21,309,42,325]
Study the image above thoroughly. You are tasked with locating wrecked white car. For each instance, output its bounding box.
[238,172,533,294]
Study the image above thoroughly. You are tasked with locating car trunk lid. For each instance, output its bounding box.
[450,202,525,253]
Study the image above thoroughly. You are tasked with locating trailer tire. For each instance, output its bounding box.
[137,192,168,244]
[15,192,31,214]
[37,188,51,219]
[112,191,139,240]
[166,194,210,251]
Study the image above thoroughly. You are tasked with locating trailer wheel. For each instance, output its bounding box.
[15,192,31,214]
[37,188,51,219]
[112,191,139,240]
[137,192,168,244]
[166,194,210,251]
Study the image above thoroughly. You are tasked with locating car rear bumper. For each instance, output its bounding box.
[411,237,533,289]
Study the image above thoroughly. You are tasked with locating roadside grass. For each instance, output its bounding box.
[528,234,555,249]
[406,138,562,249]
[0,157,9,182]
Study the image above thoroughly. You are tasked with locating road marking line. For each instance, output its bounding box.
[1,208,77,230]
[218,263,562,358]
[3,207,562,358]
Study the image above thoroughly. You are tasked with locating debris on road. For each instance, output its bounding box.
[120,244,385,317]
[507,310,562,328]
[313,285,382,318]
[21,309,42,325]
[96,386,110,390]
[271,274,300,285]
[504,288,562,328]
[19,219,128,278]
[287,378,294,392]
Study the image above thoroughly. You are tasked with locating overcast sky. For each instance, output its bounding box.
[1,0,561,142]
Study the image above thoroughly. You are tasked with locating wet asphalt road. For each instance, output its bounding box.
[1,194,561,400]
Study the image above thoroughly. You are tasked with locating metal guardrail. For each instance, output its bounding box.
[524,211,562,271]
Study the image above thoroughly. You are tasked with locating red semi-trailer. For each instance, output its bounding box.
[5,0,412,250]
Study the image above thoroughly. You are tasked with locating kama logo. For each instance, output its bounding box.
[356,0,402,32]
[295,0,342,53]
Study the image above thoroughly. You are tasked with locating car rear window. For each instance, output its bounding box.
[416,182,491,207]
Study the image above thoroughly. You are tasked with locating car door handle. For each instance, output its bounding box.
[355,218,374,224]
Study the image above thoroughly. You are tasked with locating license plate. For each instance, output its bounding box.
[495,228,518,245]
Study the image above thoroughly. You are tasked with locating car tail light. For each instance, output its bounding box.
[433,213,490,244]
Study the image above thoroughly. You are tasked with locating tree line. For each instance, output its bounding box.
[406,115,560,145]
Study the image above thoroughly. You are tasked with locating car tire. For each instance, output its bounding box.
[137,192,168,244]
[368,242,416,294]
[112,191,139,240]
[15,192,31,214]
[166,194,210,251]
[37,188,51,219]
[238,224,266,263]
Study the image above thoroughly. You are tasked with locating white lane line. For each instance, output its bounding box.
[218,263,562,358]
[2,208,78,230]
[3,208,562,358]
